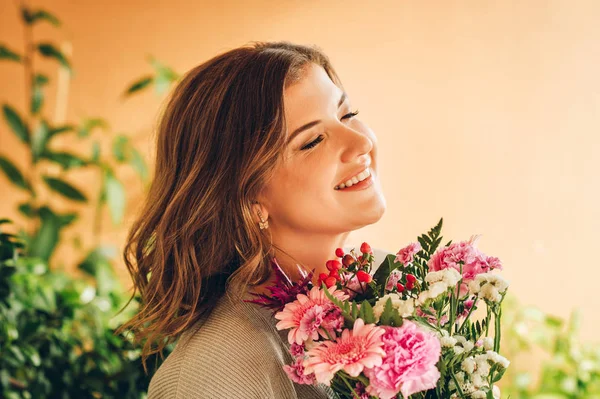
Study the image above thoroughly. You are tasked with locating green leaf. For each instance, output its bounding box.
[359,300,376,324]
[31,120,50,161]
[150,57,179,94]
[29,206,61,261]
[104,171,126,225]
[78,118,108,138]
[17,202,36,218]
[91,140,101,163]
[22,8,61,26]
[40,151,88,170]
[42,175,87,202]
[372,254,400,296]
[37,43,71,70]
[112,134,129,162]
[0,155,31,192]
[47,124,76,141]
[379,297,404,327]
[124,76,153,96]
[0,44,22,62]
[31,74,49,114]
[130,148,148,182]
[3,104,30,144]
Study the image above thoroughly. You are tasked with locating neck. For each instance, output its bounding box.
[257,230,351,293]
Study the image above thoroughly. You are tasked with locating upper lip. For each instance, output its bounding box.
[335,163,371,187]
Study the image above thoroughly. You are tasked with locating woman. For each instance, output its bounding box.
[121,41,387,398]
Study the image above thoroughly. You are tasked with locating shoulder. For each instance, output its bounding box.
[147,295,296,399]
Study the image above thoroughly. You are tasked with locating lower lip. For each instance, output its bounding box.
[336,174,374,191]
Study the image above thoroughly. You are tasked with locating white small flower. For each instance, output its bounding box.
[486,350,510,369]
[471,373,485,388]
[470,273,509,301]
[471,390,487,399]
[493,385,501,399]
[80,286,96,304]
[483,337,494,351]
[480,284,502,302]
[427,281,451,300]
[425,268,462,286]
[441,336,458,348]
[461,357,476,374]
[373,294,415,320]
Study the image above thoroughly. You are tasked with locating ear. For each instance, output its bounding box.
[250,201,269,224]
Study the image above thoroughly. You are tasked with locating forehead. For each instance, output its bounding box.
[283,63,342,133]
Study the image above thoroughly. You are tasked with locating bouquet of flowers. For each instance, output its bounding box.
[247,219,510,399]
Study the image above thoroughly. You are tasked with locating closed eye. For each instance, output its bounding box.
[300,110,360,151]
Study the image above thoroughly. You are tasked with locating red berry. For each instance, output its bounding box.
[324,276,337,288]
[396,283,405,292]
[360,242,373,254]
[335,248,345,258]
[406,280,415,290]
[342,254,355,267]
[356,270,372,283]
[326,260,342,271]
[318,272,329,282]
[406,274,417,284]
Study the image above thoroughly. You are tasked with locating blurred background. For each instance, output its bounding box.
[1,0,598,398]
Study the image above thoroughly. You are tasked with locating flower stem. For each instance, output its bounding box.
[338,372,360,399]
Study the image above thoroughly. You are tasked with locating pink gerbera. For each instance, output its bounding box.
[275,285,349,345]
[303,318,386,386]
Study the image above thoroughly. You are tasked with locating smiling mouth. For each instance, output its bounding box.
[334,168,372,190]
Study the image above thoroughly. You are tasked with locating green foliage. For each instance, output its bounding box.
[501,295,600,399]
[0,5,178,398]
[0,44,23,62]
[0,221,169,398]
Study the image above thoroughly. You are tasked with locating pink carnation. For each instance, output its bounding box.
[340,272,368,299]
[303,318,386,386]
[385,270,403,291]
[395,242,422,266]
[364,321,441,399]
[284,357,316,385]
[427,237,501,295]
[275,286,349,345]
[416,307,449,326]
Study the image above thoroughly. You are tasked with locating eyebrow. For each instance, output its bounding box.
[286,92,347,145]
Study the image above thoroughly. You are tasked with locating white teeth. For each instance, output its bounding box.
[335,168,371,190]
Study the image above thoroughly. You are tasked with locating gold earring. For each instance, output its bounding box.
[257,209,269,230]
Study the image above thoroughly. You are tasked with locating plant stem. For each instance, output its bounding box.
[338,372,360,399]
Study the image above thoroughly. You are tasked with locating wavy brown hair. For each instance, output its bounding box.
[117,41,344,368]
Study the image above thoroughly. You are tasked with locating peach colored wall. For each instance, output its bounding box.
[1,0,598,344]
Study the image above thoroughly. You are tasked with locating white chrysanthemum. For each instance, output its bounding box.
[469,273,509,301]
[472,390,487,399]
[461,357,476,374]
[480,284,502,302]
[471,373,486,388]
[474,355,491,376]
[454,335,475,353]
[425,268,462,286]
[441,336,458,348]
[486,350,510,369]
[373,294,415,320]
[483,337,494,351]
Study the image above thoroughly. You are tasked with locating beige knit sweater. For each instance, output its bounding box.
[148,248,390,399]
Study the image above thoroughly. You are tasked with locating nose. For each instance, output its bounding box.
[339,124,374,164]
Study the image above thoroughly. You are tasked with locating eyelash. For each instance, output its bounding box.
[301,109,360,151]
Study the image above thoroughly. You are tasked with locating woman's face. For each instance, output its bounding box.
[257,62,386,239]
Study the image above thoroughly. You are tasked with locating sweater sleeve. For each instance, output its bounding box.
[147,307,300,399]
